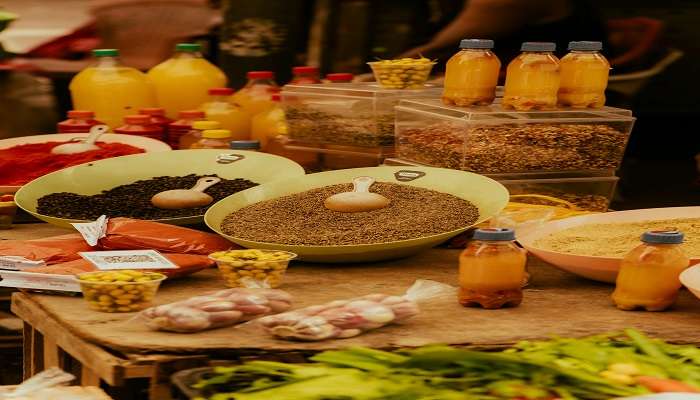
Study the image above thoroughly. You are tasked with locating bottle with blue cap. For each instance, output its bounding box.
[442,39,501,107]
[558,41,610,108]
[458,228,527,309]
[502,42,560,111]
[612,230,690,312]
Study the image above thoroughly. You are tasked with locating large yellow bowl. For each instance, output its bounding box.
[15,149,305,228]
[205,166,509,262]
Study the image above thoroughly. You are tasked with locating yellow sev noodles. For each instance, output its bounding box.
[534,218,700,257]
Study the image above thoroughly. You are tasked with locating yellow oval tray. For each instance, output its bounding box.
[15,149,305,228]
[205,166,509,263]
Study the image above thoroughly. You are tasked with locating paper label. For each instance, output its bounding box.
[394,170,426,182]
[0,270,80,292]
[79,250,178,270]
[72,215,108,246]
[216,153,245,164]
[0,256,46,270]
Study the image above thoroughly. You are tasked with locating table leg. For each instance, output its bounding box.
[22,322,32,380]
[43,337,62,369]
[81,367,101,386]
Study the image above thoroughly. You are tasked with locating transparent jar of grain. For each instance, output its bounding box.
[443,39,501,106]
[612,230,689,311]
[502,42,560,111]
[459,228,527,309]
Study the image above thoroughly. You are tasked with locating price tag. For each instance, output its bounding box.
[79,250,178,270]
[0,256,46,270]
[0,270,80,292]
[72,215,108,246]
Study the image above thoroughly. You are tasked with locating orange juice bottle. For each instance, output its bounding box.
[147,43,227,118]
[290,66,320,84]
[201,88,250,140]
[443,39,501,106]
[502,42,560,111]
[251,94,286,151]
[230,71,279,117]
[459,228,527,309]
[325,73,354,83]
[69,49,156,128]
[558,41,610,108]
[612,231,689,312]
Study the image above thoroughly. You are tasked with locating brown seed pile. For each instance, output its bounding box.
[222,182,480,245]
[397,122,629,173]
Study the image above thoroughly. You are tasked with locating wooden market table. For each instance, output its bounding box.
[7,224,700,399]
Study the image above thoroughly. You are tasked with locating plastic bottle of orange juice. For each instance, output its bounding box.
[612,230,689,312]
[69,49,156,128]
[443,39,501,106]
[502,42,560,111]
[147,43,227,118]
[230,71,279,118]
[251,94,287,151]
[558,41,610,108]
[201,88,250,140]
[459,228,527,309]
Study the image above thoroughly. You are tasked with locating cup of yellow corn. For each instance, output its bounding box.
[368,57,436,89]
[76,270,166,313]
[209,249,297,288]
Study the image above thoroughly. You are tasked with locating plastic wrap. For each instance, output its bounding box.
[140,287,292,333]
[259,280,453,341]
[0,234,94,264]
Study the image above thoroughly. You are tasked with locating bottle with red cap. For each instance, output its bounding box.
[201,88,250,140]
[290,66,320,84]
[230,71,279,118]
[325,73,354,83]
[57,110,104,133]
[251,93,287,151]
[114,115,164,141]
[139,108,173,143]
[169,110,206,149]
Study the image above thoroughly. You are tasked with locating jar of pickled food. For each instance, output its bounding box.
[558,41,610,108]
[191,129,233,149]
[459,228,527,309]
[443,39,501,106]
[502,42,560,111]
[612,230,689,312]
[180,120,220,149]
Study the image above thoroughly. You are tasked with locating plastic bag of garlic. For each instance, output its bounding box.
[258,280,454,341]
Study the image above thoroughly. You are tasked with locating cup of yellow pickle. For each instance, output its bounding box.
[368,57,436,89]
[76,270,166,313]
[209,249,297,288]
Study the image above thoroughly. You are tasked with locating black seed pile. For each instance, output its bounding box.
[37,174,258,220]
[222,182,480,245]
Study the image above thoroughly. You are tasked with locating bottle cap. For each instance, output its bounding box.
[568,41,603,51]
[124,115,151,124]
[230,140,261,150]
[641,230,684,244]
[459,39,494,49]
[473,228,516,241]
[192,120,220,130]
[247,71,274,79]
[271,93,281,102]
[208,87,234,96]
[67,110,95,119]
[178,110,206,119]
[139,108,166,116]
[521,42,556,52]
[176,43,201,52]
[93,49,119,57]
[202,129,231,139]
[326,73,354,82]
[292,66,319,75]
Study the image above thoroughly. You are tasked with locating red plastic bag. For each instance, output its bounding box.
[29,253,214,279]
[0,234,95,264]
[99,218,234,255]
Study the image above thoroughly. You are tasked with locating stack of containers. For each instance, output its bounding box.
[280,81,441,172]
[389,40,634,212]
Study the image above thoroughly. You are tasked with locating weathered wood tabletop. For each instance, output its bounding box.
[6,224,700,356]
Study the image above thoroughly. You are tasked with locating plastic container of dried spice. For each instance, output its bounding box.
[283,139,394,171]
[281,82,441,148]
[394,98,635,174]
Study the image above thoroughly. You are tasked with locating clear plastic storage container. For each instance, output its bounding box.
[395,98,635,174]
[282,82,441,147]
[282,139,394,172]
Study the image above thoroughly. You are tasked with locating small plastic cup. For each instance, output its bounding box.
[76,270,166,313]
[209,249,297,288]
[368,61,436,89]
[0,195,16,229]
